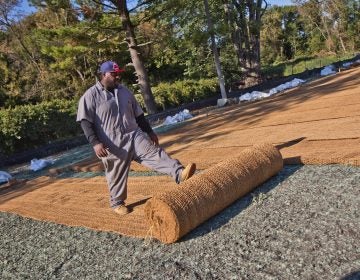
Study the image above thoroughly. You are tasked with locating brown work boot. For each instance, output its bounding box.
[180,163,196,182]
[113,204,130,215]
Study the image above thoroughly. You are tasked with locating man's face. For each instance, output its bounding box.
[102,71,120,90]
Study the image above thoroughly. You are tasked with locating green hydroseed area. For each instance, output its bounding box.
[55,170,162,179]
[4,120,188,181]
[5,144,93,180]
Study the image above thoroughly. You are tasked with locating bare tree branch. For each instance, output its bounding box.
[90,0,117,11]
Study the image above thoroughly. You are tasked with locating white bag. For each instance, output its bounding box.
[30,158,53,171]
[0,171,12,184]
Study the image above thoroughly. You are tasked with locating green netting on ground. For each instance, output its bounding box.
[4,120,195,181]
[153,119,192,134]
[55,170,165,179]
[5,144,94,180]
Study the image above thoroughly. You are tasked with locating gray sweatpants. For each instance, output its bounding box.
[101,129,183,208]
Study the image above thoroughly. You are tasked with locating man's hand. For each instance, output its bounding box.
[93,143,108,158]
[148,132,159,146]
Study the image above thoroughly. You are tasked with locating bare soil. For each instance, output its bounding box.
[1,165,359,279]
[49,66,360,174]
[1,66,360,279]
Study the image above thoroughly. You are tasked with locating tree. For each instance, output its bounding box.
[294,0,360,54]
[113,0,158,114]
[223,0,268,87]
[0,0,43,105]
[261,5,308,64]
[203,0,227,99]
[136,0,233,89]
[0,0,41,72]
[260,5,283,64]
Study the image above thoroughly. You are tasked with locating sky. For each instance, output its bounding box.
[267,0,295,6]
[19,0,296,15]
[19,1,36,15]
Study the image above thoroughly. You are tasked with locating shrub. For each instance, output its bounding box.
[151,78,218,110]
[0,99,81,155]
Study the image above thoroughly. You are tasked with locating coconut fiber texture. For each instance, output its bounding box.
[144,143,283,243]
[48,157,150,176]
[0,175,175,238]
[50,66,360,176]
[0,143,282,243]
[155,67,360,168]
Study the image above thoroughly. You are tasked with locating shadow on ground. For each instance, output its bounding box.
[181,165,302,242]
[341,271,360,280]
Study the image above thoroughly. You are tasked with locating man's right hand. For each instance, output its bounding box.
[93,143,108,158]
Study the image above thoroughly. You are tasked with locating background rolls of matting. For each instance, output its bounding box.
[144,143,283,243]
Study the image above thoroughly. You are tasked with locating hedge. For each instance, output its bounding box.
[1,78,219,155]
[136,78,219,110]
[0,99,81,155]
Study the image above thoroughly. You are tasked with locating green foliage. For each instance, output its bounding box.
[0,5,128,104]
[0,99,80,155]
[150,78,218,110]
[262,53,356,78]
[138,0,221,82]
[0,89,7,107]
[1,0,359,109]
[261,5,308,64]
[308,31,325,54]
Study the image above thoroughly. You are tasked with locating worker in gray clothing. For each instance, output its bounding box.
[77,61,196,215]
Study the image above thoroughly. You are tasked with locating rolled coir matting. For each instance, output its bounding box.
[144,143,283,243]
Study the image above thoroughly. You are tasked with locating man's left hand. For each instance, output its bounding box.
[148,132,159,146]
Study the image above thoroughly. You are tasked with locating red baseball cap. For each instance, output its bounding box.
[99,61,125,74]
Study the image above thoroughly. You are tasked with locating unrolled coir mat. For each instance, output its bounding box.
[48,156,150,175]
[155,67,360,168]
[0,175,175,238]
[50,67,360,175]
[0,144,282,243]
[52,136,360,177]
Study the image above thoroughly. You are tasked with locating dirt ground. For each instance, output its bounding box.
[0,65,359,278]
[1,66,360,232]
[160,66,360,168]
[51,65,360,174]
[1,164,359,279]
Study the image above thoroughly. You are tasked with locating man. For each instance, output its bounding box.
[77,61,196,215]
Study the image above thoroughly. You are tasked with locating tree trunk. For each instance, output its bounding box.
[116,0,157,114]
[223,3,243,67]
[204,0,227,99]
[224,0,263,88]
[246,0,262,86]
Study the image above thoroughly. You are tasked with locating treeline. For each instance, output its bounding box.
[0,0,358,109]
[0,0,359,154]
[261,1,360,64]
